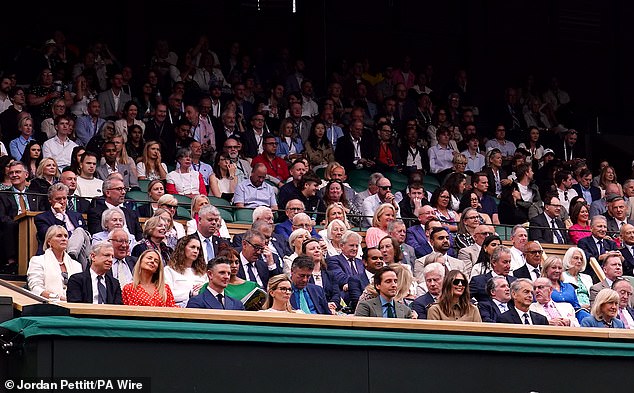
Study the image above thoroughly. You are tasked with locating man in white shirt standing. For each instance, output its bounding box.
[42,114,78,168]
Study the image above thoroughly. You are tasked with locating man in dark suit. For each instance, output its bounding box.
[59,168,90,214]
[589,254,623,306]
[34,184,89,265]
[237,229,282,290]
[355,265,413,318]
[334,119,375,172]
[411,262,444,319]
[513,241,543,282]
[572,168,601,205]
[87,177,142,240]
[231,209,289,257]
[193,205,231,262]
[67,242,122,304]
[241,112,267,159]
[604,195,634,236]
[528,194,569,245]
[348,247,385,312]
[290,256,332,314]
[620,224,634,277]
[95,142,139,190]
[470,245,517,303]
[578,215,619,282]
[0,161,42,271]
[108,228,137,288]
[398,182,429,228]
[497,278,549,325]
[187,257,245,310]
[614,278,634,329]
[478,276,511,323]
[405,204,436,258]
[326,231,364,304]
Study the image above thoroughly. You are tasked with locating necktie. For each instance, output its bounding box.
[499,303,507,313]
[298,289,311,314]
[619,308,630,329]
[551,219,564,244]
[534,268,541,278]
[349,258,358,275]
[69,197,76,212]
[18,193,27,214]
[205,238,214,261]
[117,260,126,285]
[523,312,531,325]
[216,293,225,308]
[544,302,560,320]
[598,239,605,255]
[247,263,257,283]
[97,275,107,304]
[386,303,396,318]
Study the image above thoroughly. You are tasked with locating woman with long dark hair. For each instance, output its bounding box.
[498,182,529,225]
[304,119,335,168]
[427,270,481,321]
[164,235,208,307]
[22,141,43,180]
[470,234,501,277]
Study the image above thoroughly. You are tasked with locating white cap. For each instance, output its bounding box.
[543,148,555,156]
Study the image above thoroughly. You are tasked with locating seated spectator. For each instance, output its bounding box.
[361,177,400,228]
[530,277,579,326]
[233,163,278,210]
[589,254,624,306]
[581,288,625,328]
[485,124,516,161]
[568,199,591,245]
[378,235,404,266]
[283,228,311,274]
[428,270,481,322]
[125,124,145,162]
[319,219,348,258]
[276,118,304,163]
[122,249,176,307]
[131,215,173,264]
[542,256,590,324]
[411,262,444,319]
[166,147,207,197]
[22,141,43,181]
[42,114,78,169]
[352,172,383,217]
[9,115,35,161]
[301,238,340,312]
[430,187,460,233]
[304,119,335,169]
[470,245,516,302]
[477,276,511,323]
[483,149,510,198]
[96,141,139,190]
[153,205,185,250]
[114,100,146,136]
[613,278,634,329]
[572,168,601,205]
[365,203,397,248]
[354,265,414,319]
[561,247,593,311]
[236,229,282,289]
[461,134,485,173]
[457,224,494,276]
[334,119,375,172]
[75,151,103,199]
[261,274,302,313]
[137,179,164,218]
[27,157,60,209]
[469,172,500,224]
[469,234,501,277]
[589,183,622,219]
[515,163,543,220]
[518,126,546,168]
[595,165,619,198]
[164,235,208,307]
[528,193,569,245]
[289,255,331,315]
[497,183,529,225]
[86,121,116,160]
[374,122,402,172]
[91,207,136,248]
[67,241,123,305]
[388,219,416,267]
[27,225,82,301]
[497,278,548,325]
[316,180,362,228]
[428,126,456,177]
[444,172,467,212]
[293,170,321,218]
[275,199,313,238]
[136,141,168,181]
[209,151,238,201]
[251,133,290,188]
[454,207,481,251]
[397,181,429,227]
[577,215,619,281]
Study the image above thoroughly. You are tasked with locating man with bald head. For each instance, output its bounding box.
[514,241,543,281]
[406,205,437,258]
[530,277,578,326]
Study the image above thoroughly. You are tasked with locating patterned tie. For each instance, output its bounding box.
[534,268,541,278]
[386,303,396,318]
[97,275,107,304]
[551,219,564,244]
[619,308,630,329]
[523,313,531,325]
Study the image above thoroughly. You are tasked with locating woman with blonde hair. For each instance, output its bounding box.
[154,206,185,250]
[28,157,60,208]
[27,225,82,301]
[122,249,176,307]
[138,179,165,218]
[542,255,590,324]
[260,274,301,313]
[164,235,208,307]
[321,219,348,257]
[580,288,624,328]
[131,216,173,263]
[108,131,138,178]
[364,203,397,248]
[136,140,168,181]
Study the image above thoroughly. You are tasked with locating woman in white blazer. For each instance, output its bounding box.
[27,225,82,301]
[561,246,594,311]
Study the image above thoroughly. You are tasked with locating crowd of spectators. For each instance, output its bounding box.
[1,31,634,328]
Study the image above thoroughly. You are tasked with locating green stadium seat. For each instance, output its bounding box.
[208,196,231,207]
[176,206,191,220]
[423,175,440,187]
[126,190,149,203]
[138,179,151,192]
[172,194,192,207]
[234,208,254,224]
[218,207,234,223]
[495,225,510,241]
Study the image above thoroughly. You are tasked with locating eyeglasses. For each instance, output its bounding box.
[378,186,391,191]
[525,250,543,255]
[277,287,293,293]
[534,285,549,290]
[287,207,304,212]
[225,145,239,149]
[246,239,265,252]
[110,238,130,245]
[452,279,467,286]
[108,187,126,192]
[439,194,450,199]
[161,204,178,209]
[465,216,480,220]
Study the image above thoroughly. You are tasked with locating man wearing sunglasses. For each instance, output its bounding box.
[361,177,400,228]
[514,241,544,281]
[237,229,282,289]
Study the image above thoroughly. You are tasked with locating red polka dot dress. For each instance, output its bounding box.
[122,283,177,307]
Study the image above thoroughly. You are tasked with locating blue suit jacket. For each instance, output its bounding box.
[620,247,634,277]
[578,235,618,281]
[237,256,282,289]
[411,292,435,320]
[406,225,432,258]
[186,289,245,310]
[347,271,370,311]
[290,283,330,314]
[326,254,365,288]
[34,210,87,255]
[469,273,517,303]
[580,316,625,328]
[66,270,122,305]
[572,183,601,203]
[477,299,504,323]
[310,269,341,307]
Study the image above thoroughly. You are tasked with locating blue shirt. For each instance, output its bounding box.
[9,136,34,161]
[379,294,396,318]
[579,186,593,205]
[233,179,278,208]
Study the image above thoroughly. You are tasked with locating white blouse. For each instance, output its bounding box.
[164,266,208,307]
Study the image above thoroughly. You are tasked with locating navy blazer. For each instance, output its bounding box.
[347,271,370,311]
[578,235,618,282]
[87,199,143,240]
[34,210,87,255]
[497,306,549,325]
[620,246,634,277]
[237,256,282,289]
[411,292,436,320]
[572,183,601,203]
[477,299,505,323]
[326,254,365,288]
[512,264,536,280]
[66,270,123,305]
[186,289,245,310]
[0,188,42,221]
[67,195,91,214]
[232,232,291,257]
[469,273,517,303]
[310,269,341,307]
[528,212,570,244]
[406,225,432,258]
[289,283,331,315]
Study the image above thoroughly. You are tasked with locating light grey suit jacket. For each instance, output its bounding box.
[95,163,138,189]
[589,280,610,306]
[458,244,480,279]
[354,296,413,319]
[97,89,131,119]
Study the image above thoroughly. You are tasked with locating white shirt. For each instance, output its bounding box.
[166,169,201,196]
[89,268,105,304]
[516,309,533,325]
[164,266,209,307]
[42,136,78,168]
[112,258,133,288]
[76,176,103,199]
[509,246,525,272]
[241,253,263,287]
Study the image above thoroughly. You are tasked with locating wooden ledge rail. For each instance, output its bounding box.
[0,280,45,311]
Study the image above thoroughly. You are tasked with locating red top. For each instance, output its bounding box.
[122,283,177,307]
[251,154,290,182]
